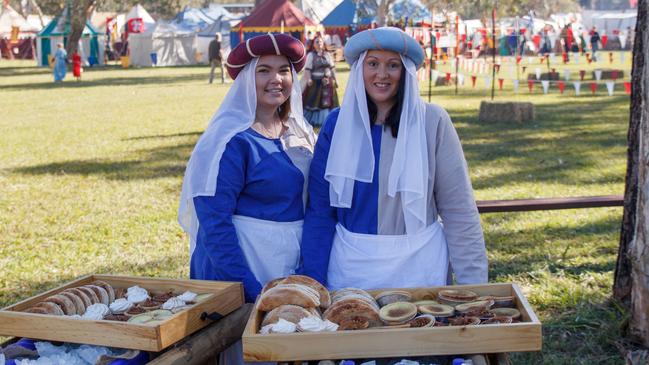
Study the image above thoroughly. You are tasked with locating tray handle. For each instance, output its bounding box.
[200,311,224,322]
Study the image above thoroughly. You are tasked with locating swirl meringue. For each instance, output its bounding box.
[82,304,110,320]
[109,298,133,314]
[126,286,149,304]
[161,297,186,311]
[176,291,198,302]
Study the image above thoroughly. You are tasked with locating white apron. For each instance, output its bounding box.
[221,215,302,365]
[327,221,449,291]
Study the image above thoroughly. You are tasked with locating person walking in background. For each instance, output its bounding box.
[208,33,225,84]
[72,52,82,81]
[53,43,67,82]
[302,35,339,127]
[590,27,601,61]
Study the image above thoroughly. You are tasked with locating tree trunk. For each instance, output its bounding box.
[66,0,96,56]
[613,0,649,347]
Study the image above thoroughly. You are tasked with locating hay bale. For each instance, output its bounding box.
[478,101,535,123]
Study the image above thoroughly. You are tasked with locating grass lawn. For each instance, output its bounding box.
[0,53,636,363]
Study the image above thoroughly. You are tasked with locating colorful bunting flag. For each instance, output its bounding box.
[573,81,581,96]
[606,81,615,96]
[594,70,602,81]
[624,82,631,95]
[558,81,566,94]
[541,80,550,94]
[579,70,586,81]
[527,80,534,92]
[590,82,597,94]
[498,78,504,90]
[513,79,520,92]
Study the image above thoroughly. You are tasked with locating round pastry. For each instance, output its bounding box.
[32,302,65,316]
[104,313,129,322]
[449,316,481,326]
[151,292,175,304]
[92,281,116,303]
[338,316,370,331]
[59,291,86,315]
[332,288,376,305]
[84,285,110,305]
[257,284,320,312]
[490,307,521,320]
[139,299,161,311]
[76,286,100,304]
[481,316,513,325]
[455,300,493,315]
[278,275,332,309]
[375,290,412,307]
[408,314,435,328]
[24,306,50,315]
[44,294,76,315]
[124,306,146,317]
[492,296,516,308]
[418,303,455,319]
[378,302,417,325]
[323,297,381,327]
[262,304,315,327]
[64,288,93,308]
[261,277,285,294]
[437,289,479,306]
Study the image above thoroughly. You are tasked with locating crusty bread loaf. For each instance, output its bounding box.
[59,291,86,315]
[31,301,65,316]
[92,280,115,303]
[261,304,315,327]
[278,275,331,309]
[77,286,100,304]
[44,294,76,315]
[84,285,110,305]
[64,288,93,307]
[257,284,320,312]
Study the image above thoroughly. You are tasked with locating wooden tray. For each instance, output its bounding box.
[0,274,243,351]
[242,282,541,361]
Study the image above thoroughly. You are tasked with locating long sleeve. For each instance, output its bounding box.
[193,140,262,302]
[298,112,339,285]
[432,107,488,284]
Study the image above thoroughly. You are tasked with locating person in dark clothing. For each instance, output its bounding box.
[208,33,225,84]
[590,27,601,61]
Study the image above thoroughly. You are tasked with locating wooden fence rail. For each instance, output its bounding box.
[476,195,624,213]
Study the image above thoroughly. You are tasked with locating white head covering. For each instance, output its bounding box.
[325,51,429,234]
[179,57,315,256]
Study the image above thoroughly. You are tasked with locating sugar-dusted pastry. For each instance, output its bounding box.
[76,286,100,304]
[43,294,76,315]
[84,285,110,305]
[261,304,316,327]
[323,297,381,328]
[92,280,116,303]
[64,288,93,308]
[278,275,331,309]
[31,302,65,316]
[257,284,320,312]
[59,291,86,315]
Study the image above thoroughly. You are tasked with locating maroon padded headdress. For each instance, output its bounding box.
[225,33,307,80]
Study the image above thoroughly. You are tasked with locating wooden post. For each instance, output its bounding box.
[490,7,496,100]
[613,0,649,347]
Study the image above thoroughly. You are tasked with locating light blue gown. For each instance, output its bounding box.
[53,48,67,82]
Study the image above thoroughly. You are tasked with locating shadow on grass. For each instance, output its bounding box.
[0,66,52,78]
[1,73,208,91]
[123,131,202,141]
[485,212,621,280]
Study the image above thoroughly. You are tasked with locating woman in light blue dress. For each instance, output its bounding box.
[53,43,67,82]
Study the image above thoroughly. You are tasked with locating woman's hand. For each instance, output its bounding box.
[307,79,313,87]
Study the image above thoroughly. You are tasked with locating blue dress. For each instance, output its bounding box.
[53,48,67,82]
[190,128,307,303]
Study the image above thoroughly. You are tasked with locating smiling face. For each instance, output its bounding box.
[255,55,293,113]
[363,50,403,109]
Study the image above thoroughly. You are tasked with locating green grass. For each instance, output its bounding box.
[0,54,635,363]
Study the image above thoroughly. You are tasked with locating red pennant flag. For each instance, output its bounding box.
[516,55,522,64]
[445,72,452,82]
[612,70,619,80]
[498,78,504,90]
[562,53,568,63]
[558,81,565,94]
[609,52,614,64]
[471,75,477,88]
[624,82,631,95]
[527,80,534,92]
[590,82,597,94]
[587,58,593,64]
[494,64,500,73]
[522,66,527,74]
[601,35,608,47]
[579,70,586,80]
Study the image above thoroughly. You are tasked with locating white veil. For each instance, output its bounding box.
[324,51,429,234]
[179,58,315,256]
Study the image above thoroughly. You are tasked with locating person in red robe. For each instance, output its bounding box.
[72,52,82,81]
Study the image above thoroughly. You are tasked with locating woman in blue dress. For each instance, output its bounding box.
[53,43,67,82]
[179,33,315,303]
[300,27,488,291]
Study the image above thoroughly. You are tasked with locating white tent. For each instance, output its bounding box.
[301,0,343,23]
[582,10,636,33]
[0,4,42,37]
[150,21,197,66]
[126,4,156,29]
[126,4,156,66]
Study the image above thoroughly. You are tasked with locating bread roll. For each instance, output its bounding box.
[44,294,76,315]
[261,304,315,327]
[257,284,320,312]
[59,291,86,315]
[279,275,331,309]
[32,301,65,316]
[92,280,115,303]
[64,288,93,308]
[25,306,50,315]
[77,286,100,304]
[84,285,110,305]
